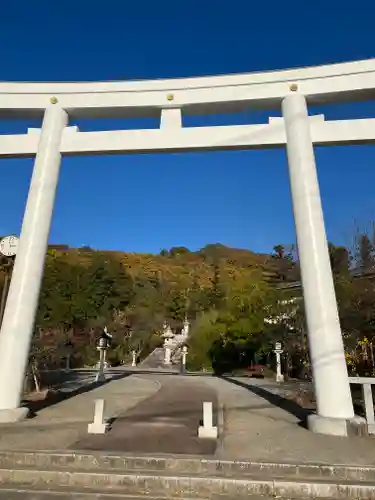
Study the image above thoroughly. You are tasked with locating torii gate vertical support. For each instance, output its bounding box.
[0,104,67,422]
[282,92,365,436]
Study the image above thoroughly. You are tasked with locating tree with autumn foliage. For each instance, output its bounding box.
[187,269,274,373]
[4,227,375,389]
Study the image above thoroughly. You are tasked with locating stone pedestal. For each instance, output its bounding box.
[181,346,188,374]
[131,351,137,367]
[198,401,218,439]
[308,414,367,437]
[275,350,284,383]
[0,407,29,423]
[95,349,106,382]
[87,399,109,434]
[164,346,171,365]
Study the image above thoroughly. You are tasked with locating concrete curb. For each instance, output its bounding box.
[0,467,374,499]
[0,488,194,499]
[1,451,375,480]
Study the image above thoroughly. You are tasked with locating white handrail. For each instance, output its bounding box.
[348,377,375,433]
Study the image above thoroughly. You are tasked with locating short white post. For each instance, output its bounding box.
[283,93,355,435]
[87,399,109,434]
[181,346,188,374]
[132,350,137,367]
[275,352,284,382]
[274,341,284,382]
[0,105,68,421]
[164,346,171,365]
[198,401,218,439]
[96,349,106,383]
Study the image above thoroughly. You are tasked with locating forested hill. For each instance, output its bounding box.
[45,242,299,289]
[2,238,374,378]
[1,242,300,334]
[0,241,300,373]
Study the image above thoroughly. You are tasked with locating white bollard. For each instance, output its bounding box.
[198,401,218,439]
[132,350,137,367]
[164,346,171,365]
[274,342,284,383]
[95,349,106,383]
[275,351,284,383]
[181,346,188,374]
[87,399,109,434]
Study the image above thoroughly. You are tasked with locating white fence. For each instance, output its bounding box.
[348,377,375,434]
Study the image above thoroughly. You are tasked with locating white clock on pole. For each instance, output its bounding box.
[0,235,19,257]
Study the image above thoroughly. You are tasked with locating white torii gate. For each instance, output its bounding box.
[1,59,375,434]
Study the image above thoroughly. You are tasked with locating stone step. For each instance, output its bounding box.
[0,451,375,482]
[0,487,276,500]
[0,466,374,499]
[0,487,201,499]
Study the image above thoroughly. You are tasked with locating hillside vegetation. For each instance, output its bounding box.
[1,237,375,386]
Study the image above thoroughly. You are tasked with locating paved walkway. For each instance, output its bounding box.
[0,373,160,451]
[74,376,217,455]
[139,348,165,368]
[1,372,375,467]
[201,376,375,465]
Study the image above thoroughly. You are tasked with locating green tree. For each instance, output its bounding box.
[272,245,285,260]
[165,289,186,323]
[329,243,350,277]
[84,252,134,318]
[208,262,225,309]
[269,244,298,283]
[169,247,190,257]
[187,310,224,370]
[188,271,271,372]
[358,234,374,272]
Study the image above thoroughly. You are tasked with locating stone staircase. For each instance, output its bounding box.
[168,332,189,365]
[0,451,374,498]
[139,348,165,369]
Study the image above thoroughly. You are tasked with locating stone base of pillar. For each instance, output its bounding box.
[307,413,368,437]
[0,407,29,423]
[87,421,109,434]
[198,425,218,439]
[95,372,105,383]
[276,374,284,383]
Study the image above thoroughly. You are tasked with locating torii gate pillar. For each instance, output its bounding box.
[282,93,364,436]
[0,104,67,421]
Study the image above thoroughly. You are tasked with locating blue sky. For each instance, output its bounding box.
[1,0,375,255]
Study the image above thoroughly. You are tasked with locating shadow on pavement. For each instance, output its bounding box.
[24,372,132,416]
[123,368,215,377]
[222,376,312,426]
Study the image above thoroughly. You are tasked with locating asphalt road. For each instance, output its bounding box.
[74,376,218,455]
